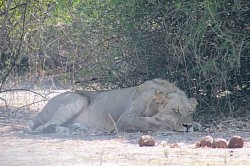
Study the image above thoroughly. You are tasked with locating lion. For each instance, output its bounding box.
[27,79,198,134]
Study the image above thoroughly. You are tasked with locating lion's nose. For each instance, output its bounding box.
[182,123,193,131]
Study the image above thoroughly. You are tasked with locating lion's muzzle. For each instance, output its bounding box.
[182,123,193,132]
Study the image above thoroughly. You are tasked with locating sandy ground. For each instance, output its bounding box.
[0,90,250,166]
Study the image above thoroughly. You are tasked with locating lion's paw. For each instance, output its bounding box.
[55,126,70,134]
[192,121,202,131]
[71,122,89,133]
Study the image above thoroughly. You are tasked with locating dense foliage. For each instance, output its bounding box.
[0,0,249,114]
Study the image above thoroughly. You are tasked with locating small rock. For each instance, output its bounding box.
[195,142,201,148]
[139,135,155,147]
[198,136,214,147]
[212,138,228,148]
[170,143,180,148]
[228,136,244,148]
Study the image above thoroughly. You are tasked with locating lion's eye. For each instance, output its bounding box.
[189,107,195,114]
[173,107,181,115]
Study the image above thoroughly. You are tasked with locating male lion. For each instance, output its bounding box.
[27,79,198,133]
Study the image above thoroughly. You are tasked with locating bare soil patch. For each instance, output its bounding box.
[0,91,250,166]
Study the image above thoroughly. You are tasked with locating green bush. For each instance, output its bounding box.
[0,0,249,114]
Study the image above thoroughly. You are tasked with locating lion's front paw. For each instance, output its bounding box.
[192,121,202,131]
[55,126,70,134]
[71,122,89,133]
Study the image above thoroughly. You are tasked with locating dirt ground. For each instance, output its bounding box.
[0,91,250,166]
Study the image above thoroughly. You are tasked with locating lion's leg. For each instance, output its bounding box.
[117,114,167,132]
[26,115,44,131]
[116,99,171,132]
[33,94,89,134]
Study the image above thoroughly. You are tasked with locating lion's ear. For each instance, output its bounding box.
[189,98,198,109]
[153,90,169,103]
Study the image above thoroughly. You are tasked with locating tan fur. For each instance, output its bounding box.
[27,79,198,133]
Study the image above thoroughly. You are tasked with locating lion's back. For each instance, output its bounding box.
[73,87,137,129]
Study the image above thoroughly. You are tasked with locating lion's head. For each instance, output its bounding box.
[144,89,198,132]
